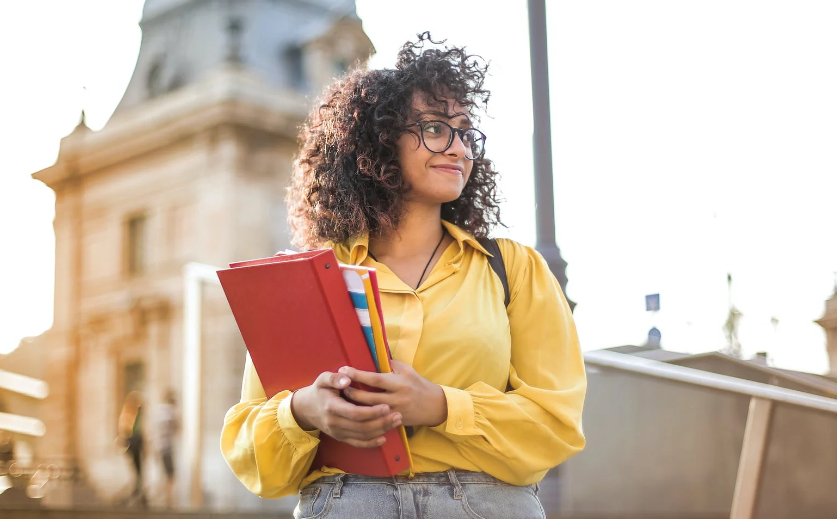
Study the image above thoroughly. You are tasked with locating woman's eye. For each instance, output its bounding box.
[424,122,443,135]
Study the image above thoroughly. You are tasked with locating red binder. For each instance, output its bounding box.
[217,249,410,477]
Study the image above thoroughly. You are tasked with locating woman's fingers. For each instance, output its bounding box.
[343,436,387,449]
[315,371,352,391]
[327,403,402,434]
[337,366,399,391]
[328,413,402,438]
[326,393,390,422]
[342,386,390,407]
[324,413,402,443]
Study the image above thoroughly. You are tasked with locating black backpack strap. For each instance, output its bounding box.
[477,237,510,308]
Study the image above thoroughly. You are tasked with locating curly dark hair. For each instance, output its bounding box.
[286,32,503,249]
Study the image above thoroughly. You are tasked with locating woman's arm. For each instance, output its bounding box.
[340,240,586,485]
[220,354,403,497]
[428,240,587,483]
[220,354,322,498]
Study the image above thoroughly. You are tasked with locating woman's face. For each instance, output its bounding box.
[396,94,475,207]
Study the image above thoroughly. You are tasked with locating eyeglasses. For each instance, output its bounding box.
[406,120,486,160]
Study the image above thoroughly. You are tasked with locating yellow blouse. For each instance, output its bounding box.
[220,220,586,498]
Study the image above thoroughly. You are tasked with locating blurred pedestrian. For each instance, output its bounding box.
[117,391,147,508]
[156,388,179,509]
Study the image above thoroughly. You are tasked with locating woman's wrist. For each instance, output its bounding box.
[289,386,316,431]
[424,382,448,427]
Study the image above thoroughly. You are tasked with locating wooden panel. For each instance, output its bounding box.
[730,397,773,519]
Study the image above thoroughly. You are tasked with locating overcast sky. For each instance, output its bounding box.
[1,1,835,373]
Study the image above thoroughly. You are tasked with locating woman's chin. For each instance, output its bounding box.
[435,191,466,205]
[406,189,465,207]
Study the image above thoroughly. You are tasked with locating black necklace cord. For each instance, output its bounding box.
[415,229,446,290]
[366,228,447,290]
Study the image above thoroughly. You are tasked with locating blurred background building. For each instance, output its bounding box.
[10,0,372,512]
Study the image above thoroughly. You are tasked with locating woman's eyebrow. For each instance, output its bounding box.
[418,110,473,126]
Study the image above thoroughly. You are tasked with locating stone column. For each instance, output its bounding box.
[43,171,83,464]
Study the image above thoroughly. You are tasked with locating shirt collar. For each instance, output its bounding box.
[441,220,492,257]
[333,220,492,265]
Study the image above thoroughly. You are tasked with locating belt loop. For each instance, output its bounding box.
[534,482,540,495]
[446,469,463,500]
[332,474,345,498]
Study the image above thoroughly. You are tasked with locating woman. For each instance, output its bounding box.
[221,33,586,518]
[118,391,147,508]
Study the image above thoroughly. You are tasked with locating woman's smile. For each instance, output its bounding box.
[430,163,464,176]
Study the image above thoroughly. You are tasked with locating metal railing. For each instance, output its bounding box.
[584,349,837,519]
[0,368,48,437]
[0,457,84,500]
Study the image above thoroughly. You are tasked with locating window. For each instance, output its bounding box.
[122,361,145,402]
[126,214,147,276]
[146,57,165,98]
[285,46,306,89]
[334,59,349,77]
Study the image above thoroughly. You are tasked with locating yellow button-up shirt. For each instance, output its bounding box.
[220,220,586,498]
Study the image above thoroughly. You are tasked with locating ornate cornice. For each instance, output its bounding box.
[33,66,308,191]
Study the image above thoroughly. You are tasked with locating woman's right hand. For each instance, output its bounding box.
[290,371,402,448]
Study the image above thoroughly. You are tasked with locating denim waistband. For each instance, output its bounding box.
[313,470,508,486]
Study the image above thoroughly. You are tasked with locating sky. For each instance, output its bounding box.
[0,1,835,373]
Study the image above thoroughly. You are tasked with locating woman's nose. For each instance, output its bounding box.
[446,131,467,157]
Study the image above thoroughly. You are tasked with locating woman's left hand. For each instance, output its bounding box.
[339,360,447,427]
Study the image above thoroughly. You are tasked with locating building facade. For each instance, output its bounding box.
[29,0,373,510]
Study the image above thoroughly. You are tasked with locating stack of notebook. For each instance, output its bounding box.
[217,249,413,477]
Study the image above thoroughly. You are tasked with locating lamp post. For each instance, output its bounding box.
[528,0,574,310]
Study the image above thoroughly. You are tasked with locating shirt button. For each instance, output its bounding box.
[456,422,463,430]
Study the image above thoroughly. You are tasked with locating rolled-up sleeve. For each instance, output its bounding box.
[220,353,321,498]
[429,241,586,485]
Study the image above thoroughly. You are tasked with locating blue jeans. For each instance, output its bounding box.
[294,470,545,519]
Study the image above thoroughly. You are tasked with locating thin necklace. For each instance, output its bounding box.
[367,228,446,290]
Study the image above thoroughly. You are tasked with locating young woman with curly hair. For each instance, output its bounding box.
[221,33,586,519]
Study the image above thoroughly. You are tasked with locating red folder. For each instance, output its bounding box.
[217,249,410,477]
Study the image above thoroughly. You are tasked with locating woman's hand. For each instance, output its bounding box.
[290,371,403,449]
[339,360,448,428]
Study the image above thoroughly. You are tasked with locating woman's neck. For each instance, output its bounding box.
[369,203,445,261]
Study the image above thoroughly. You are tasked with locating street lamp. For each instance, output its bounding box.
[528,0,574,310]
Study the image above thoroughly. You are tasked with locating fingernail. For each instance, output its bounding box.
[338,367,348,374]
[392,413,402,422]
[377,437,386,445]
[393,420,402,428]
[339,377,349,386]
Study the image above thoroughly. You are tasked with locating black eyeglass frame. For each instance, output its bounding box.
[405,120,487,160]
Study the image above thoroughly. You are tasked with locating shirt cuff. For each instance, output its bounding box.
[276,394,321,452]
[429,385,477,436]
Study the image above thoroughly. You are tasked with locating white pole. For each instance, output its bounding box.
[181,262,221,509]
[0,370,48,400]
[0,412,46,437]
[0,369,48,437]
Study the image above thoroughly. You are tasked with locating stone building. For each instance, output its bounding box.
[27,0,373,510]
